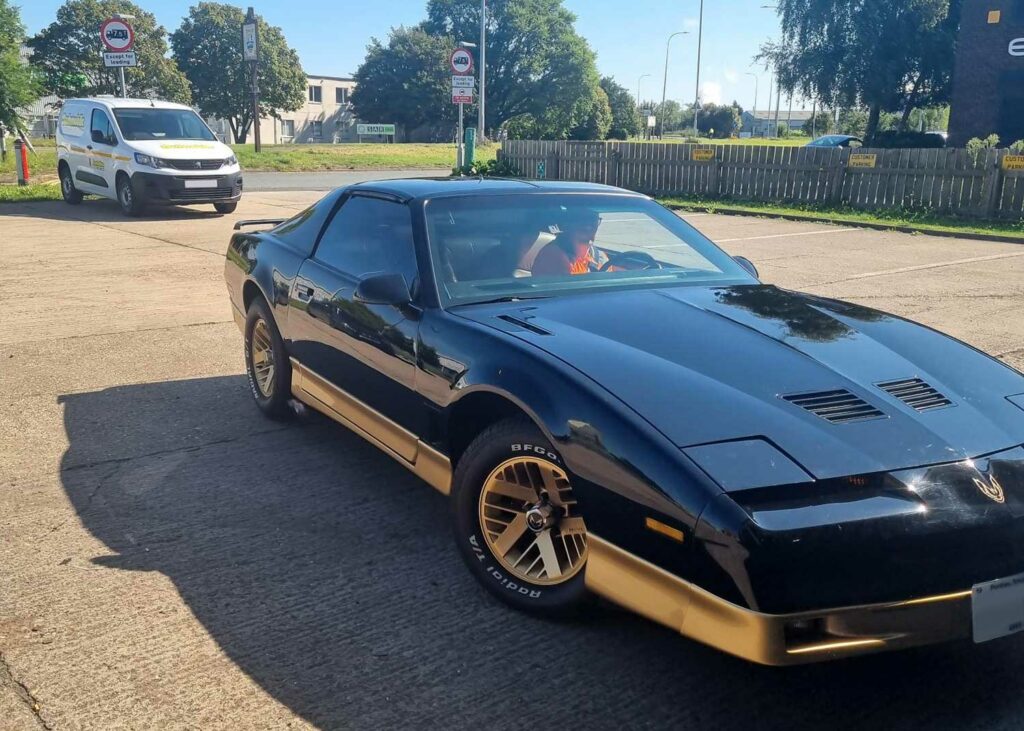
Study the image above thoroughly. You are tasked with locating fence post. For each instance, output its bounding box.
[981,149,1005,219]
[828,148,850,204]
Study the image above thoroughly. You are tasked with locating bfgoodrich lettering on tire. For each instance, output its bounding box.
[452,418,589,614]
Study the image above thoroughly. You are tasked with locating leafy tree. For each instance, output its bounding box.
[0,0,40,137]
[759,0,961,139]
[656,100,687,133]
[171,3,306,143]
[837,108,868,136]
[29,0,189,102]
[351,27,456,139]
[806,109,833,136]
[422,0,603,139]
[569,85,611,140]
[697,102,742,138]
[600,77,641,140]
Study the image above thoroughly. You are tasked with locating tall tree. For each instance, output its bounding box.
[421,0,603,139]
[759,0,960,140]
[171,3,306,143]
[351,27,456,138]
[569,85,611,140]
[29,0,189,102]
[0,0,40,137]
[697,102,743,138]
[600,77,641,140]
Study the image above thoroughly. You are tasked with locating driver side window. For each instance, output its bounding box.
[314,196,419,291]
[90,109,115,146]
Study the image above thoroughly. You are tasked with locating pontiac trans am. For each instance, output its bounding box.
[224,178,1024,665]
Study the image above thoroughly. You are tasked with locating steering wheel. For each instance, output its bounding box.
[599,251,662,272]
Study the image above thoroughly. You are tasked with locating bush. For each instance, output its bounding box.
[868,131,946,149]
[451,156,521,178]
[1010,140,1024,154]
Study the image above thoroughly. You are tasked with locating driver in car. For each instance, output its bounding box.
[530,208,605,276]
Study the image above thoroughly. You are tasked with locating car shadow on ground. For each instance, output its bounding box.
[7,197,226,222]
[58,376,1024,729]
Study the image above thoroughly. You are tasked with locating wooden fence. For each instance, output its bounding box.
[499,141,1024,220]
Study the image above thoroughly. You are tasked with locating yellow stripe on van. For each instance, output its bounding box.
[113,155,131,161]
[92,151,113,158]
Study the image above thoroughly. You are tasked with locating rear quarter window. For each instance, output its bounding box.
[270,188,346,256]
[60,106,87,137]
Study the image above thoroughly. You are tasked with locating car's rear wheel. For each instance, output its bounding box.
[244,297,292,420]
[214,201,238,214]
[59,164,83,204]
[452,418,589,615]
[116,174,145,217]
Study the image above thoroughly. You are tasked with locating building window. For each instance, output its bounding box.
[280,119,295,139]
[308,85,322,103]
[335,87,347,105]
[311,121,323,138]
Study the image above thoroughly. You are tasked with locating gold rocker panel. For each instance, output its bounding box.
[290,358,451,495]
[287,356,972,666]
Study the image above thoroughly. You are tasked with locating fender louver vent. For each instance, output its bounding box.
[877,378,952,411]
[782,389,885,424]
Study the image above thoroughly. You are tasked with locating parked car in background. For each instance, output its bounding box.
[56,97,242,217]
[807,134,864,148]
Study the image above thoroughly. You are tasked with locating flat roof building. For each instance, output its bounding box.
[949,1,1024,146]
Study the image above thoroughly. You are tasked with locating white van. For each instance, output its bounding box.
[56,97,242,216]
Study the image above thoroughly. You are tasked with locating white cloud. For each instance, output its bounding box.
[724,68,739,84]
[683,17,699,29]
[700,81,723,105]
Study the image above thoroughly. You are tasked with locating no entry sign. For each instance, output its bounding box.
[450,48,473,75]
[100,18,134,52]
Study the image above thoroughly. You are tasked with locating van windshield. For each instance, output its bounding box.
[113,108,216,141]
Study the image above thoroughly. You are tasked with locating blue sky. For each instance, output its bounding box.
[20,0,806,114]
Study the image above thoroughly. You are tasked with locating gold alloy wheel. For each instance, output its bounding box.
[251,319,275,398]
[479,457,588,585]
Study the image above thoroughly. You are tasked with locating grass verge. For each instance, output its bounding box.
[660,196,1024,241]
[232,142,498,171]
[0,181,62,202]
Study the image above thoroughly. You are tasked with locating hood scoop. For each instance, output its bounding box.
[782,389,886,424]
[497,314,552,336]
[877,378,953,412]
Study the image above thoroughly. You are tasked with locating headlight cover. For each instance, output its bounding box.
[225,154,238,166]
[134,152,172,169]
[683,438,813,491]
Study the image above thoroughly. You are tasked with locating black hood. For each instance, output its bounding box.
[459,285,1024,480]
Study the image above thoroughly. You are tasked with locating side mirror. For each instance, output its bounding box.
[734,255,759,280]
[91,129,106,144]
[354,273,412,306]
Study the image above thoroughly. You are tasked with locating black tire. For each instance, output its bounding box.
[214,201,238,214]
[452,418,589,615]
[59,164,83,204]
[116,174,145,217]
[243,297,293,420]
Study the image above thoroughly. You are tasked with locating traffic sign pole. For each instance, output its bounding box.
[119,67,126,98]
[242,8,261,152]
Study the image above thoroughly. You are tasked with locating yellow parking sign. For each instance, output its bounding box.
[848,153,877,169]
[692,148,715,162]
[1003,155,1024,171]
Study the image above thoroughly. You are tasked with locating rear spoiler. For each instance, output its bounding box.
[233,218,286,231]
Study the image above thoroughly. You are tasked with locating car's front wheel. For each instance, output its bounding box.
[244,297,292,420]
[214,201,238,214]
[116,174,145,217]
[452,418,589,615]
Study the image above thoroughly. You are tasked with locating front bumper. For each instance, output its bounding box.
[585,535,973,666]
[131,170,243,205]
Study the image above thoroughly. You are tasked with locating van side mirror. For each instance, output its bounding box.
[734,256,759,280]
[354,273,412,307]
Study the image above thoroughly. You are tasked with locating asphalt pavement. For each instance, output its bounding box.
[2,191,1024,730]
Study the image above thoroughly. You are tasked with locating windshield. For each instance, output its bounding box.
[426,193,755,306]
[113,108,216,141]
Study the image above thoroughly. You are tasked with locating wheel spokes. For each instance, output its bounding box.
[250,320,275,397]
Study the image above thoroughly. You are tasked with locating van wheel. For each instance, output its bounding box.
[116,174,145,217]
[214,201,238,214]
[59,165,83,204]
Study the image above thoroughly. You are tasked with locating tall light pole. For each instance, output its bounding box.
[638,73,651,110]
[659,31,689,140]
[478,0,486,139]
[744,72,759,136]
[761,5,780,139]
[692,0,705,137]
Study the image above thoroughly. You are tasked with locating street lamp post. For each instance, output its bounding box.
[744,72,759,136]
[692,0,705,137]
[478,0,486,140]
[638,73,651,139]
[659,32,688,140]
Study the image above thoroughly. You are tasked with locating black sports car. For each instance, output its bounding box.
[224,178,1024,665]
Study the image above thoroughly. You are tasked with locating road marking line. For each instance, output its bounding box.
[715,228,858,243]
[818,251,1024,284]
